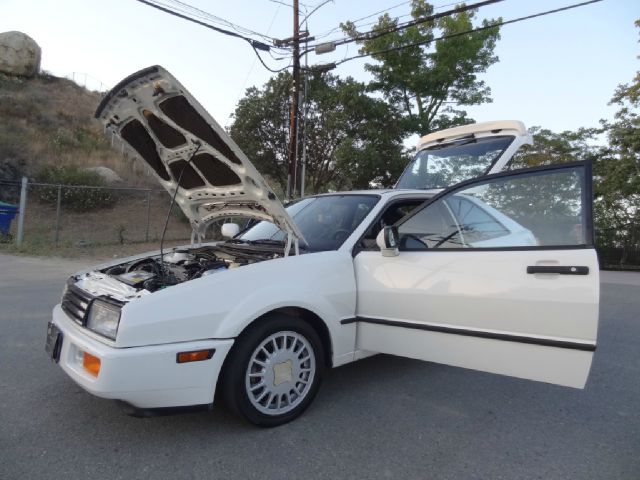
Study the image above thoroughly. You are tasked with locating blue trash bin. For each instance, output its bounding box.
[0,201,19,236]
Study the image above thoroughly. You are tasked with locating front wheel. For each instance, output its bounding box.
[221,315,324,427]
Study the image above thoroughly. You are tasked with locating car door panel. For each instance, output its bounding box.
[354,249,598,388]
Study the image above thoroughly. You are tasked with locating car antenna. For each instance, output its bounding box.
[158,140,202,284]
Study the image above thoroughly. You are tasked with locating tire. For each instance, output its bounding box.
[221,314,325,427]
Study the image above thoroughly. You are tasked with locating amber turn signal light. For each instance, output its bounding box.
[177,349,215,363]
[83,352,101,377]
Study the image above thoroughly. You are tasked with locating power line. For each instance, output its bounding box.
[160,0,269,39]
[304,0,505,54]
[133,0,272,50]
[300,0,333,24]
[314,12,412,41]
[350,0,503,43]
[347,0,411,25]
[163,0,278,41]
[311,0,476,42]
[133,0,299,71]
[345,1,465,32]
[234,4,283,109]
[268,0,311,10]
[156,0,292,56]
[330,0,604,68]
[312,0,410,39]
[251,45,293,73]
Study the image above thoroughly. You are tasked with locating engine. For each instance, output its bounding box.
[102,249,226,292]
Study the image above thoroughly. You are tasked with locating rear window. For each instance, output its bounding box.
[396,136,514,189]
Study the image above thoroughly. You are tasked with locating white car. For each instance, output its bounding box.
[46,66,599,427]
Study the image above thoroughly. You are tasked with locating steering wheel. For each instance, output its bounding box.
[332,229,351,241]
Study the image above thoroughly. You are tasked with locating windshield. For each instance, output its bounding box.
[240,195,379,252]
[396,135,514,189]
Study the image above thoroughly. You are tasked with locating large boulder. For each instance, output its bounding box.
[0,31,41,77]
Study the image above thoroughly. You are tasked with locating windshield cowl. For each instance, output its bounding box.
[226,238,308,250]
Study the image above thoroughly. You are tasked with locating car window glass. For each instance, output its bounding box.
[398,166,587,249]
[241,195,379,251]
[361,199,427,248]
[396,136,514,189]
[445,196,510,243]
[398,202,461,248]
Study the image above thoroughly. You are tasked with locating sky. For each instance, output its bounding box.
[2,0,639,141]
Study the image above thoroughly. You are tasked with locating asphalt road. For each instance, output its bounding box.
[1,253,638,480]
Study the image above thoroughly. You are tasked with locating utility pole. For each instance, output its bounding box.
[286,0,300,201]
[300,34,309,198]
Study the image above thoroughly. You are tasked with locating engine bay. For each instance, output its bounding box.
[99,243,283,293]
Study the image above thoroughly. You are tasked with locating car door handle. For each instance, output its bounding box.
[527,266,589,275]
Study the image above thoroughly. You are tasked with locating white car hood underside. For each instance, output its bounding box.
[95,65,303,241]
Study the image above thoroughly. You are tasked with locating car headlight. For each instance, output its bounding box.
[86,300,121,340]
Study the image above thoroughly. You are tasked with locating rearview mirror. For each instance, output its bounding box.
[221,223,240,238]
[376,226,399,257]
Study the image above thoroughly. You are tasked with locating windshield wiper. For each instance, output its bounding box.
[226,238,308,250]
[251,239,309,250]
[427,134,477,151]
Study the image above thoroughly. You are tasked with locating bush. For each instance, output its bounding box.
[35,164,116,211]
[50,126,110,154]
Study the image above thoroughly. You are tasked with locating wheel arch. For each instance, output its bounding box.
[236,307,333,367]
[272,307,333,368]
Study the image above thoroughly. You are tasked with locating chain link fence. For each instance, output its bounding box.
[0,179,205,249]
[596,226,640,271]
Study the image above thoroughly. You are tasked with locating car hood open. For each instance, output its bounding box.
[95,65,304,242]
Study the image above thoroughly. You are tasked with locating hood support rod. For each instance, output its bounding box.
[284,232,300,257]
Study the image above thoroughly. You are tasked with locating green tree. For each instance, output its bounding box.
[505,126,637,254]
[229,73,291,193]
[342,0,501,135]
[229,72,406,194]
[508,127,602,170]
[595,19,640,259]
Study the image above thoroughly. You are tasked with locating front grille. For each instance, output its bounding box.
[61,283,94,325]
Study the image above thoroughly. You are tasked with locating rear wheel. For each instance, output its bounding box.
[221,314,324,427]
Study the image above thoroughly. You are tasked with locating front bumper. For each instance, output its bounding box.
[50,304,234,409]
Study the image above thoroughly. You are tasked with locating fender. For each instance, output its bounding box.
[216,281,356,365]
[116,251,358,364]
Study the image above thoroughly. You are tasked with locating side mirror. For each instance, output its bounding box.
[221,222,240,238]
[376,226,400,257]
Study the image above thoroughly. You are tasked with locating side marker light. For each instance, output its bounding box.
[177,349,215,363]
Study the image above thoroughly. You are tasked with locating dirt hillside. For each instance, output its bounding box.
[0,71,155,190]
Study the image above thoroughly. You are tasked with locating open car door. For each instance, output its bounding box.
[353,162,599,388]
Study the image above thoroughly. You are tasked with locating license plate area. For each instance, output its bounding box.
[45,322,63,363]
